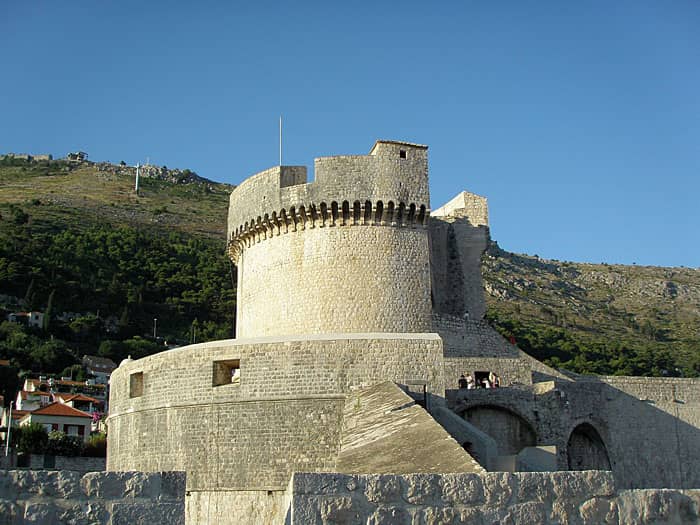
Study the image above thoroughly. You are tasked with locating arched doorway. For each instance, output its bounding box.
[463,405,536,455]
[567,423,611,471]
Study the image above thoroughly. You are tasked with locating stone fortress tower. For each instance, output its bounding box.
[107,140,700,524]
[227,140,432,337]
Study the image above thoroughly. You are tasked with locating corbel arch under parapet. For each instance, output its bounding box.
[363,200,372,225]
[375,201,384,225]
[353,201,361,225]
[331,201,339,226]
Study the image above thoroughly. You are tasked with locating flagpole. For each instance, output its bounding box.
[279,116,282,166]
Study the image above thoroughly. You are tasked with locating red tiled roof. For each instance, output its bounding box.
[11,410,29,420]
[30,403,92,418]
[0,359,10,367]
[54,393,101,404]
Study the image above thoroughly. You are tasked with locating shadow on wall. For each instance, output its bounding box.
[447,380,700,489]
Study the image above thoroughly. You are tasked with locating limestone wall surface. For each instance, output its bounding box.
[288,471,700,524]
[449,377,700,490]
[236,225,432,337]
[0,470,185,525]
[107,335,445,491]
[227,141,429,241]
[22,454,106,472]
[430,192,490,320]
[336,382,483,475]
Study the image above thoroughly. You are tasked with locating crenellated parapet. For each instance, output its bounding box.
[227,198,429,261]
[227,140,430,262]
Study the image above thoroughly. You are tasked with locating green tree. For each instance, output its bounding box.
[45,430,83,456]
[13,423,48,454]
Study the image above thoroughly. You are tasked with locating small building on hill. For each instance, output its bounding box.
[82,355,117,384]
[19,403,92,441]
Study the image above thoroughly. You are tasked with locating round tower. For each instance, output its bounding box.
[227,140,432,338]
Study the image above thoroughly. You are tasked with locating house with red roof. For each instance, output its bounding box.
[53,392,103,414]
[19,403,92,441]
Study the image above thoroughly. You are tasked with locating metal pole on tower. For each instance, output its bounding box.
[279,115,282,166]
[135,163,140,195]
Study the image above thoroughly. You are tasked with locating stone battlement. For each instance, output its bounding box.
[227,140,430,252]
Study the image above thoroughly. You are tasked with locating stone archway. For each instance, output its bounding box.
[463,405,537,455]
[567,422,611,471]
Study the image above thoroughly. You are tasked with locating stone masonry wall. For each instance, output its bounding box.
[430,191,490,320]
[24,454,106,472]
[0,470,185,525]
[236,226,432,337]
[227,142,430,240]
[107,336,445,491]
[448,377,700,489]
[288,471,700,525]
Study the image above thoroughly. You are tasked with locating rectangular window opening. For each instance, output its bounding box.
[399,149,407,159]
[129,371,144,398]
[213,359,240,387]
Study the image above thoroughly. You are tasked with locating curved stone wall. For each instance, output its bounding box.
[235,225,432,337]
[107,335,445,491]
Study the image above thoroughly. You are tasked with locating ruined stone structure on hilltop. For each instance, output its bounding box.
[107,140,700,524]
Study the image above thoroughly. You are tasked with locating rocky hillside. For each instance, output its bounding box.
[0,155,233,238]
[1,154,698,379]
[482,242,700,377]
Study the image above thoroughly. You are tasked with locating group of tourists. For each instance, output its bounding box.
[458,371,500,390]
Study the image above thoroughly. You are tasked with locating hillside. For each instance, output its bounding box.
[0,156,236,401]
[1,154,698,388]
[482,242,700,377]
[0,155,232,238]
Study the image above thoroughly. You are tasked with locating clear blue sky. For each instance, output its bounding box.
[2,1,699,267]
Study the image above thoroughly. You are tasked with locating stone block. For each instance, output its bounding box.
[579,497,618,525]
[81,471,127,499]
[111,501,185,525]
[550,471,615,501]
[505,501,547,524]
[293,473,352,496]
[439,474,484,505]
[401,474,440,505]
[482,472,515,506]
[24,502,60,525]
[0,500,22,525]
[419,506,457,525]
[365,475,401,504]
[366,505,411,525]
[319,496,363,524]
[515,472,553,503]
[159,471,186,500]
[9,470,81,499]
[57,502,110,525]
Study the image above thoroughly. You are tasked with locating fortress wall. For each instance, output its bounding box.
[0,470,185,525]
[107,335,445,491]
[444,357,532,390]
[432,314,520,359]
[236,226,432,337]
[450,379,700,489]
[564,378,700,489]
[430,195,490,320]
[107,397,344,491]
[228,143,430,241]
[432,191,489,226]
[288,471,700,525]
[108,336,444,414]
